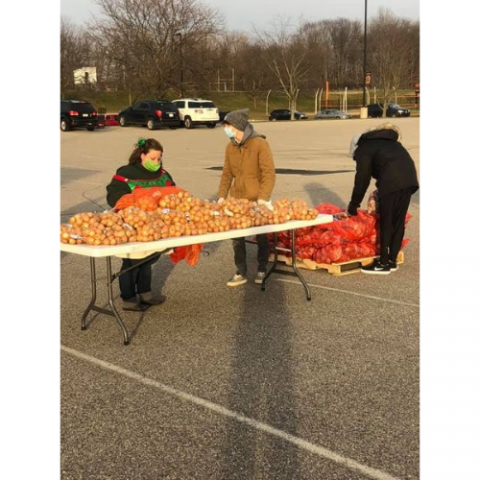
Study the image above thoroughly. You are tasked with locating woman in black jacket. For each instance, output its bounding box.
[348,124,419,274]
[106,137,175,311]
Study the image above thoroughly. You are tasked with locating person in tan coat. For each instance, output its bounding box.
[217,108,276,287]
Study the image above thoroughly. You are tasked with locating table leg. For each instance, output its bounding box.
[261,232,278,291]
[261,230,312,300]
[81,257,97,331]
[105,257,130,345]
[79,257,130,345]
[290,229,311,301]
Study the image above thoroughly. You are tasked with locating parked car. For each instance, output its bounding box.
[367,103,410,118]
[61,100,98,132]
[314,109,352,120]
[172,98,220,129]
[118,100,181,130]
[269,109,308,121]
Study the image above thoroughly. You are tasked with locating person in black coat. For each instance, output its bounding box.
[348,123,419,274]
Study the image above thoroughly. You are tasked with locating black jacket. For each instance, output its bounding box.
[349,129,419,210]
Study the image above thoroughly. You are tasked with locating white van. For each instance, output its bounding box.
[172,98,220,129]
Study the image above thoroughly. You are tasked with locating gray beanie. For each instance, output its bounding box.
[223,108,250,132]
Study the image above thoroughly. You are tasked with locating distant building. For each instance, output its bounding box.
[73,67,97,87]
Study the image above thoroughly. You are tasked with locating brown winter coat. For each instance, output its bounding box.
[217,129,276,201]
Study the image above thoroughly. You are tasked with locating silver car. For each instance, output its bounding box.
[314,109,352,120]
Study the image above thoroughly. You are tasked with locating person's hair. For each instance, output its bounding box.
[128,138,164,165]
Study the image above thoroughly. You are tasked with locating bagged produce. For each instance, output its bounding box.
[169,244,204,266]
[314,203,344,215]
[331,210,376,241]
[271,202,411,265]
[114,186,185,211]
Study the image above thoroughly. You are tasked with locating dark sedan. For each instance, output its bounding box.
[367,103,410,118]
[314,109,352,120]
[118,100,181,130]
[269,109,308,121]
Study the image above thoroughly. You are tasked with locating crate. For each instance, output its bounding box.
[269,251,404,276]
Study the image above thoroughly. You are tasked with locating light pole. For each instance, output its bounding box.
[174,31,184,97]
[362,0,368,107]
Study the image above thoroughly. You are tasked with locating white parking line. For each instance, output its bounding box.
[276,279,419,307]
[62,345,401,480]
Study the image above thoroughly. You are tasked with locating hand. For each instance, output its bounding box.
[347,202,358,216]
[258,199,274,211]
[217,197,225,205]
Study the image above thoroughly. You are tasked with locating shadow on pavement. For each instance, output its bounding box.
[304,181,347,208]
[220,251,299,479]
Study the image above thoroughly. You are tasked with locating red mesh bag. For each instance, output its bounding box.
[169,244,204,266]
[115,186,186,211]
[331,210,376,241]
[185,244,204,266]
[169,246,188,263]
[114,193,136,210]
[275,203,414,266]
[315,203,344,215]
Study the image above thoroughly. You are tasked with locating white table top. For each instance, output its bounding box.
[60,214,334,258]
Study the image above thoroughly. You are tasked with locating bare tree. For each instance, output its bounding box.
[324,18,363,88]
[89,0,224,98]
[369,9,414,116]
[61,18,92,91]
[61,5,419,111]
[257,18,311,119]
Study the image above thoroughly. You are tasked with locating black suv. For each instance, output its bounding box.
[269,109,308,121]
[61,100,98,131]
[118,100,181,130]
[367,103,410,118]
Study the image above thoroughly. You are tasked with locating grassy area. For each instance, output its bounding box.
[61,89,419,120]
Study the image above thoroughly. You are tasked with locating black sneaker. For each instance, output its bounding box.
[389,260,398,272]
[361,259,391,275]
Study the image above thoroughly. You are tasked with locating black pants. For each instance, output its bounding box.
[119,253,161,300]
[233,234,269,276]
[378,188,413,265]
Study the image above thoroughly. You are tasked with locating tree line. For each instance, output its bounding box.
[61,0,419,114]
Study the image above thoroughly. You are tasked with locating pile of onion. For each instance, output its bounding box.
[61,192,320,245]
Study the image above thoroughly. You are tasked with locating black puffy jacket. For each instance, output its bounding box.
[349,128,419,209]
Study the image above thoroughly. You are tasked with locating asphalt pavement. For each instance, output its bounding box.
[61,118,420,480]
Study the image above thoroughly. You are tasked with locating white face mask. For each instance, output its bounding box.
[224,127,235,139]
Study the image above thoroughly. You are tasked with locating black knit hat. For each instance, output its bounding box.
[223,108,250,132]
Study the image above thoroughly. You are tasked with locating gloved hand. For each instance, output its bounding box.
[258,199,274,211]
[347,202,358,216]
[217,197,225,205]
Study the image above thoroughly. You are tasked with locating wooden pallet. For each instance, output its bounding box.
[269,251,404,276]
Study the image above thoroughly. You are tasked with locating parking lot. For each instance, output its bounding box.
[61,118,420,480]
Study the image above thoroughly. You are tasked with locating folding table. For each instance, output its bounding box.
[61,214,333,344]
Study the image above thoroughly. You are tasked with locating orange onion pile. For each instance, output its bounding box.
[61,211,132,246]
[60,191,320,245]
